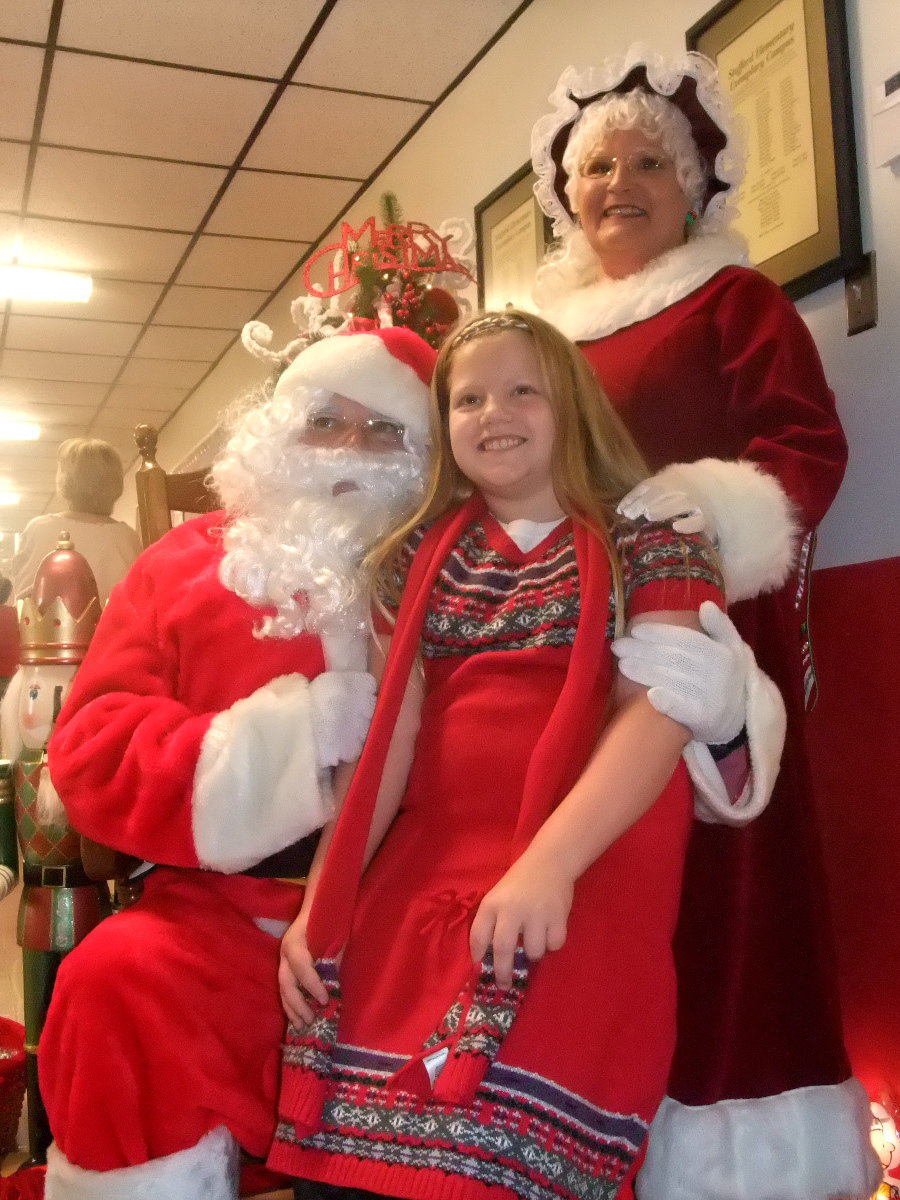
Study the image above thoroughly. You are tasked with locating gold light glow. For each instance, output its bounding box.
[0,265,92,303]
[0,421,41,441]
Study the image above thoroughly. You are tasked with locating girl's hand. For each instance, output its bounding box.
[279,916,329,1028]
[469,857,574,989]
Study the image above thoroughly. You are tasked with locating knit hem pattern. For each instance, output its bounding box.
[274,953,645,1200]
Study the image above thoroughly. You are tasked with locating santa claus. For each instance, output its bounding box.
[38,325,436,1199]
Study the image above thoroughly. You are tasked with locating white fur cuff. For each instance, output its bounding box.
[686,645,786,825]
[192,673,332,872]
[651,458,800,603]
[45,1128,239,1200]
[636,1078,881,1200]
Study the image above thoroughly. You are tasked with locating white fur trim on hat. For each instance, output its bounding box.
[192,673,331,873]
[645,458,799,603]
[636,1078,882,1200]
[45,1127,239,1200]
[273,331,431,447]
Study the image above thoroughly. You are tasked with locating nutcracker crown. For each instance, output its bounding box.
[18,532,102,665]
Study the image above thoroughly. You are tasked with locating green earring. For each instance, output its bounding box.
[685,210,697,226]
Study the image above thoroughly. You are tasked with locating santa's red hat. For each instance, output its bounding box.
[273,326,435,449]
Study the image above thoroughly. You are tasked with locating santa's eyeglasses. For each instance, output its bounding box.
[302,410,406,451]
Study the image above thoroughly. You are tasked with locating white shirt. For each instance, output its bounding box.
[12,513,142,605]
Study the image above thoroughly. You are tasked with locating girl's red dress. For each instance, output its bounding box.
[270,499,723,1200]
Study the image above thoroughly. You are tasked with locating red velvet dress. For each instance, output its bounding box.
[578,265,851,1106]
[271,503,724,1200]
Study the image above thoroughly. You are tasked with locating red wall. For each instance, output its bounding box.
[805,556,900,1101]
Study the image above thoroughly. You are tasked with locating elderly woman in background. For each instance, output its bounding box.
[12,437,142,606]
[531,45,877,1200]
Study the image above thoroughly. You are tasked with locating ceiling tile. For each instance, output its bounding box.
[135,326,234,360]
[6,314,141,356]
[0,1,53,41]
[28,146,227,230]
[0,401,106,426]
[0,214,18,258]
[0,376,109,410]
[294,0,523,99]
[0,142,29,213]
[0,43,44,140]
[0,442,65,465]
[245,85,426,178]
[43,52,277,165]
[58,0,322,78]
[104,385,187,411]
[206,171,357,241]
[0,379,109,408]
[153,285,269,328]
[10,278,165,323]
[177,234,306,289]
[1,349,122,384]
[17,217,191,282]
[92,408,173,433]
[117,358,209,389]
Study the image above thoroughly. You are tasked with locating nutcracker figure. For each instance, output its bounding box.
[0,534,110,1164]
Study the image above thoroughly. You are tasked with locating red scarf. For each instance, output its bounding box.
[284,495,615,1129]
[306,492,613,956]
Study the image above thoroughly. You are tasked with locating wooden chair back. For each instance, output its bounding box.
[134,423,219,547]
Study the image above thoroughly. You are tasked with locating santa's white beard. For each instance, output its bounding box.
[217,445,425,639]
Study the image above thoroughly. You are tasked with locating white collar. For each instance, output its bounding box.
[499,515,566,553]
[539,234,748,343]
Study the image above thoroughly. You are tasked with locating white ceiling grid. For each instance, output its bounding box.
[0,0,530,536]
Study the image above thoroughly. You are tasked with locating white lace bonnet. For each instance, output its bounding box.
[531,43,745,237]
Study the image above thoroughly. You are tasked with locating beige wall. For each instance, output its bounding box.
[123,0,900,570]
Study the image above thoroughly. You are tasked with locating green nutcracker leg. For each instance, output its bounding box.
[17,873,112,1164]
[21,945,60,1164]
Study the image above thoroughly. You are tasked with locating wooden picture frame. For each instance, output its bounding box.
[687,0,863,300]
[474,163,554,310]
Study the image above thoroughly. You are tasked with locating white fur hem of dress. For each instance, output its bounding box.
[44,1127,239,1200]
[192,672,331,872]
[636,1078,882,1200]
[539,233,747,343]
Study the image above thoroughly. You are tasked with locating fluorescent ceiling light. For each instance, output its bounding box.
[0,494,21,506]
[0,421,41,440]
[0,265,92,303]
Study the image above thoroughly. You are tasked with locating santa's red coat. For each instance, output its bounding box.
[41,514,331,1172]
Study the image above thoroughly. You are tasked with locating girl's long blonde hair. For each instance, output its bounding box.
[367,309,648,634]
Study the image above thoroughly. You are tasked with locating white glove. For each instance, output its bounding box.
[611,601,747,745]
[309,670,377,768]
[617,478,711,537]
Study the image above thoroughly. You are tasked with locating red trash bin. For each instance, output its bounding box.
[0,1017,25,1161]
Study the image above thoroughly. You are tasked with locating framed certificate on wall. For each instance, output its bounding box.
[687,0,863,300]
[474,163,554,311]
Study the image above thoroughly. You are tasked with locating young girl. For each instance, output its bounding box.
[269,310,726,1200]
